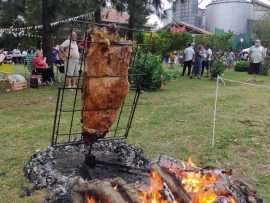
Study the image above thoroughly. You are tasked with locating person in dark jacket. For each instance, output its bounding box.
[190,45,205,79]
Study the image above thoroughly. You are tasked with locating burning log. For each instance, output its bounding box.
[71,178,140,203]
[111,178,141,203]
[151,163,192,203]
[83,26,133,144]
[230,178,257,203]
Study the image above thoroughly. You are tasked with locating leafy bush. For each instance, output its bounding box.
[235,61,249,72]
[195,33,234,51]
[211,60,226,79]
[260,58,270,75]
[163,68,180,81]
[134,32,193,57]
[132,51,166,90]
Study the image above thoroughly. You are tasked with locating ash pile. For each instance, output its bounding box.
[23,139,149,202]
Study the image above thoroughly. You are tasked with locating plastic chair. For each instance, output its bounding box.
[0,64,14,92]
[0,63,13,74]
[0,64,13,79]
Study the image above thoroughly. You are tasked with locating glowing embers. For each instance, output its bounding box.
[82,158,253,203]
[140,158,237,203]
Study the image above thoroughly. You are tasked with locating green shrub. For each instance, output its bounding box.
[260,58,270,75]
[163,68,180,81]
[211,60,226,79]
[134,32,193,57]
[235,61,249,72]
[132,51,166,90]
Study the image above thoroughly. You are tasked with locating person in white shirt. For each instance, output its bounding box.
[12,48,22,64]
[206,46,213,77]
[0,50,5,64]
[248,39,265,82]
[182,43,195,76]
[60,31,80,88]
[200,47,208,76]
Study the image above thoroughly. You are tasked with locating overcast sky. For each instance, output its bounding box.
[160,0,211,9]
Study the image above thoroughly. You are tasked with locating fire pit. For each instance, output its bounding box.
[24,140,259,203]
[24,139,149,202]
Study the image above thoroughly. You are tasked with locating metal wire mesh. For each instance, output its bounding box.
[51,21,153,146]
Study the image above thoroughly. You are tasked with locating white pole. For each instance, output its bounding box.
[212,75,220,147]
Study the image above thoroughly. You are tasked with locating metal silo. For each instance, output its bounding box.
[173,0,199,26]
[206,0,253,34]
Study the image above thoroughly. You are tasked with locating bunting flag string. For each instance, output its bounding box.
[0,12,94,34]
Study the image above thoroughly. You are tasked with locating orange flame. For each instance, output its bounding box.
[187,157,197,168]
[228,196,238,203]
[83,157,237,203]
[180,171,218,193]
[84,192,97,203]
[141,157,237,203]
[192,189,217,203]
[140,170,172,203]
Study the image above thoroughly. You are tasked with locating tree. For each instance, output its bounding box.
[252,14,270,48]
[0,0,25,27]
[0,0,163,55]
[195,33,234,51]
[41,0,54,67]
[135,31,193,56]
[125,0,167,39]
[24,0,99,67]
[126,0,150,39]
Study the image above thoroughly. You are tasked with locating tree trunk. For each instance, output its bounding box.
[127,13,134,40]
[94,6,101,23]
[42,0,54,80]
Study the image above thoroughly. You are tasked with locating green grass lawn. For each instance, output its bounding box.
[0,65,270,202]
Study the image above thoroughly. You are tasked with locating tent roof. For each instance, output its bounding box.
[161,21,212,35]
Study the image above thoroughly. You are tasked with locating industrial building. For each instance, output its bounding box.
[172,0,200,27]
[165,0,270,35]
[206,0,270,34]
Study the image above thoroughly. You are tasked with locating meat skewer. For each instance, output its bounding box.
[82,26,133,144]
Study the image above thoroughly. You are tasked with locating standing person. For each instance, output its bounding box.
[60,31,80,88]
[182,43,195,76]
[247,39,265,82]
[200,46,207,77]
[0,50,5,65]
[205,45,213,77]
[25,48,36,73]
[21,50,28,65]
[191,45,205,79]
[226,50,235,69]
[12,48,21,64]
[169,51,176,68]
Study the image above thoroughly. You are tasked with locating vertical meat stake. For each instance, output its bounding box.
[83,26,133,144]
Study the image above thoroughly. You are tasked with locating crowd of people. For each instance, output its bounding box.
[0,34,267,89]
[0,48,28,65]
[182,43,213,79]
[0,31,81,87]
[164,39,266,82]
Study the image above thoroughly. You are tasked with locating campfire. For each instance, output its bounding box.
[24,140,258,203]
[140,158,237,203]
[78,155,256,203]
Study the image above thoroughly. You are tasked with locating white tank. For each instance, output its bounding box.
[206,0,253,34]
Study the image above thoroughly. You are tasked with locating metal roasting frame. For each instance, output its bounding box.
[51,21,153,147]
